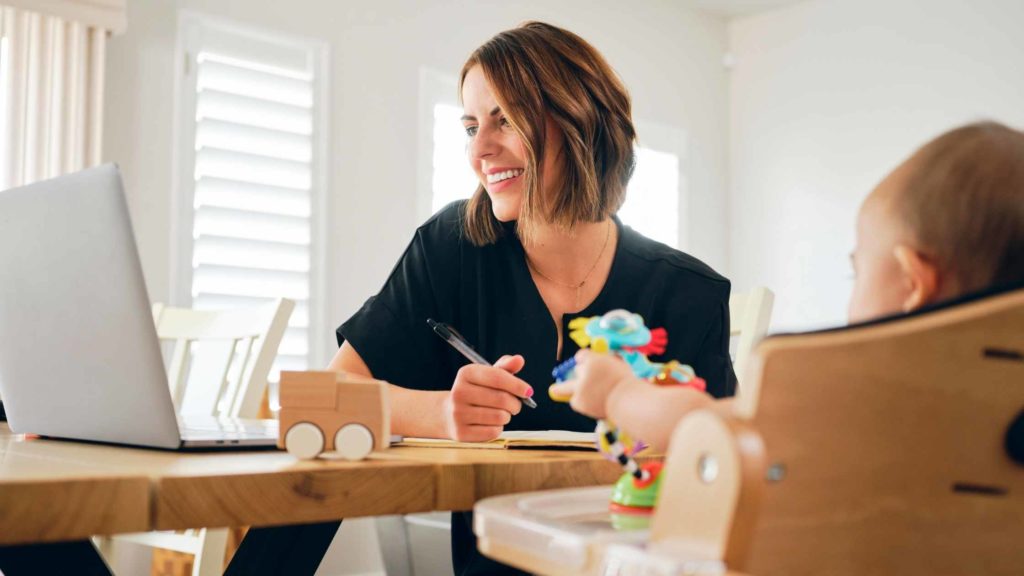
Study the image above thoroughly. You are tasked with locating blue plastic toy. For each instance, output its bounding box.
[549,309,707,516]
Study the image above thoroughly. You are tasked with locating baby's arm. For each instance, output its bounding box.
[550,351,719,452]
[604,379,715,452]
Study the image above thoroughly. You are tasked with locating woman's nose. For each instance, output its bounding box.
[469,125,499,160]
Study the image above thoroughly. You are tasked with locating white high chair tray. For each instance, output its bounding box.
[474,485,652,576]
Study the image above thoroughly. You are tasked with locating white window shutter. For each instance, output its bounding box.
[177,16,326,389]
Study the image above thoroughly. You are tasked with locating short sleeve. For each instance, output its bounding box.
[336,209,462,391]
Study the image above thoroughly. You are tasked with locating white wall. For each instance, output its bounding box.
[728,0,1024,331]
[103,0,732,365]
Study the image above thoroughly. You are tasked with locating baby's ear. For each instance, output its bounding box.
[893,245,939,312]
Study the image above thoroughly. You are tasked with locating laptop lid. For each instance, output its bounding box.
[0,164,182,449]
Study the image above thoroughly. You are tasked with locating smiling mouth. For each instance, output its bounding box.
[486,169,524,184]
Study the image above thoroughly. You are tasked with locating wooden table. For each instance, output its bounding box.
[0,424,631,573]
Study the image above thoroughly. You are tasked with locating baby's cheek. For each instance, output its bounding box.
[847,282,870,323]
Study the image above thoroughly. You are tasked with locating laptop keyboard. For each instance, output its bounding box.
[178,416,278,440]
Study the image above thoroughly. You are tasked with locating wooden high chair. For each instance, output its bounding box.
[620,285,1024,575]
[476,286,1024,575]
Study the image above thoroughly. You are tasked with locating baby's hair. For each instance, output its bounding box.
[895,121,1024,293]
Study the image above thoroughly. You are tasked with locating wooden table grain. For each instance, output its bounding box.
[0,428,151,545]
[0,424,632,544]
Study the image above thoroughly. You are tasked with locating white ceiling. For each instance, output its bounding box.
[693,0,805,18]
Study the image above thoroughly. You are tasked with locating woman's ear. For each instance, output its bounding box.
[893,245,939,312]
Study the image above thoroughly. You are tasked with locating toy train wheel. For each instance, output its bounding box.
[285,422,325,459]
[334,423,374,461]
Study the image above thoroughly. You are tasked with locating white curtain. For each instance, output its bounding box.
[0,3,115,189]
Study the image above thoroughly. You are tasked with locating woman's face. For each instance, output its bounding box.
[461,65,562,222]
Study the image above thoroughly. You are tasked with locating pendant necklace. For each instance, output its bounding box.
[526,221,612,311]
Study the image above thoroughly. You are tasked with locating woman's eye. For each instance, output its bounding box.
[499,117,511,128]
[464,125,478,137]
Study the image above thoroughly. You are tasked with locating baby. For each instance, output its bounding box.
[549,121,1024,451]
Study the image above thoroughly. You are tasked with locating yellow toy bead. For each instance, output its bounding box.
[548,384,573,403]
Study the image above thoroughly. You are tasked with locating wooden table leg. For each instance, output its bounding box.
[0,540,112,576]
[223,520,341,576]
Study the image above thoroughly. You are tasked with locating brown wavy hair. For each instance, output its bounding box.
[896,121,1024,292]
[459,21,636,246]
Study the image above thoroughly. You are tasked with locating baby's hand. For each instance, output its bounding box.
[548,350,634,419]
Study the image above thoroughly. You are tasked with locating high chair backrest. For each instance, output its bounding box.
[154,298,294,418]
[728,287,774,381]
[654,286,1024,575]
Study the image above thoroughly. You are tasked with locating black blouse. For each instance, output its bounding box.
[337,201,736,575]
[338,201,736,411]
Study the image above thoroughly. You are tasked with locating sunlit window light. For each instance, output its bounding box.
[432,103,479,213]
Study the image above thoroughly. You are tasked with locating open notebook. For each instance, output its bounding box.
[395,430,597,450]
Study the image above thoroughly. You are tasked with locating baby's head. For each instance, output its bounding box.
[849,121,1024,323]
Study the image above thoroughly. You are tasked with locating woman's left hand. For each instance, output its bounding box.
[548,350,634,419]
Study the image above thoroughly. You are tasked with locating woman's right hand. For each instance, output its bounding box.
[443,354,533,442]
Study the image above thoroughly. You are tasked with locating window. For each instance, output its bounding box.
[430,102,478,214]
[618,120,688,249]
[419,71,687,248]
[175,15,328,399]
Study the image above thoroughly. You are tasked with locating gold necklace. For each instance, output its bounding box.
[526,221,613,311]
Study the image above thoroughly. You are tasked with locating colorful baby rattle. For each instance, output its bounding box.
[550,309,707,517]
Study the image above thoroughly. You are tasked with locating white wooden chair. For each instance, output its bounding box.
[96,297,294,576]
[395,288,775,576]
[729,286,774,382]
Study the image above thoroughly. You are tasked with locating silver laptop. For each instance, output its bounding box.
[0,164,277,449]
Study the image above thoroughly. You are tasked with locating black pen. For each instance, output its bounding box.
[427,318,538,409]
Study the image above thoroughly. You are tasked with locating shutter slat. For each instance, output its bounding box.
[193,263,309,301]
[269,354,308,374]
[196,118,311,163]
[194,205,310,245]
[197,89,311,135]
[195,177,310,218]
[193,295,309,328]
[200,35,310,78]
[290,301,309,329]
[194,235,309,273]
[279,326,308,356]
[197,58,312,107]
[193,232,310,253]
[195,147,310,191]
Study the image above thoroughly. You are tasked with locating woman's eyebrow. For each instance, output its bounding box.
[460,106,502,122]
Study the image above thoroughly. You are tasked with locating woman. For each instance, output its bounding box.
[330,21,736,575]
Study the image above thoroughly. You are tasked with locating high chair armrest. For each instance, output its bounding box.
[649,409,766,572]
